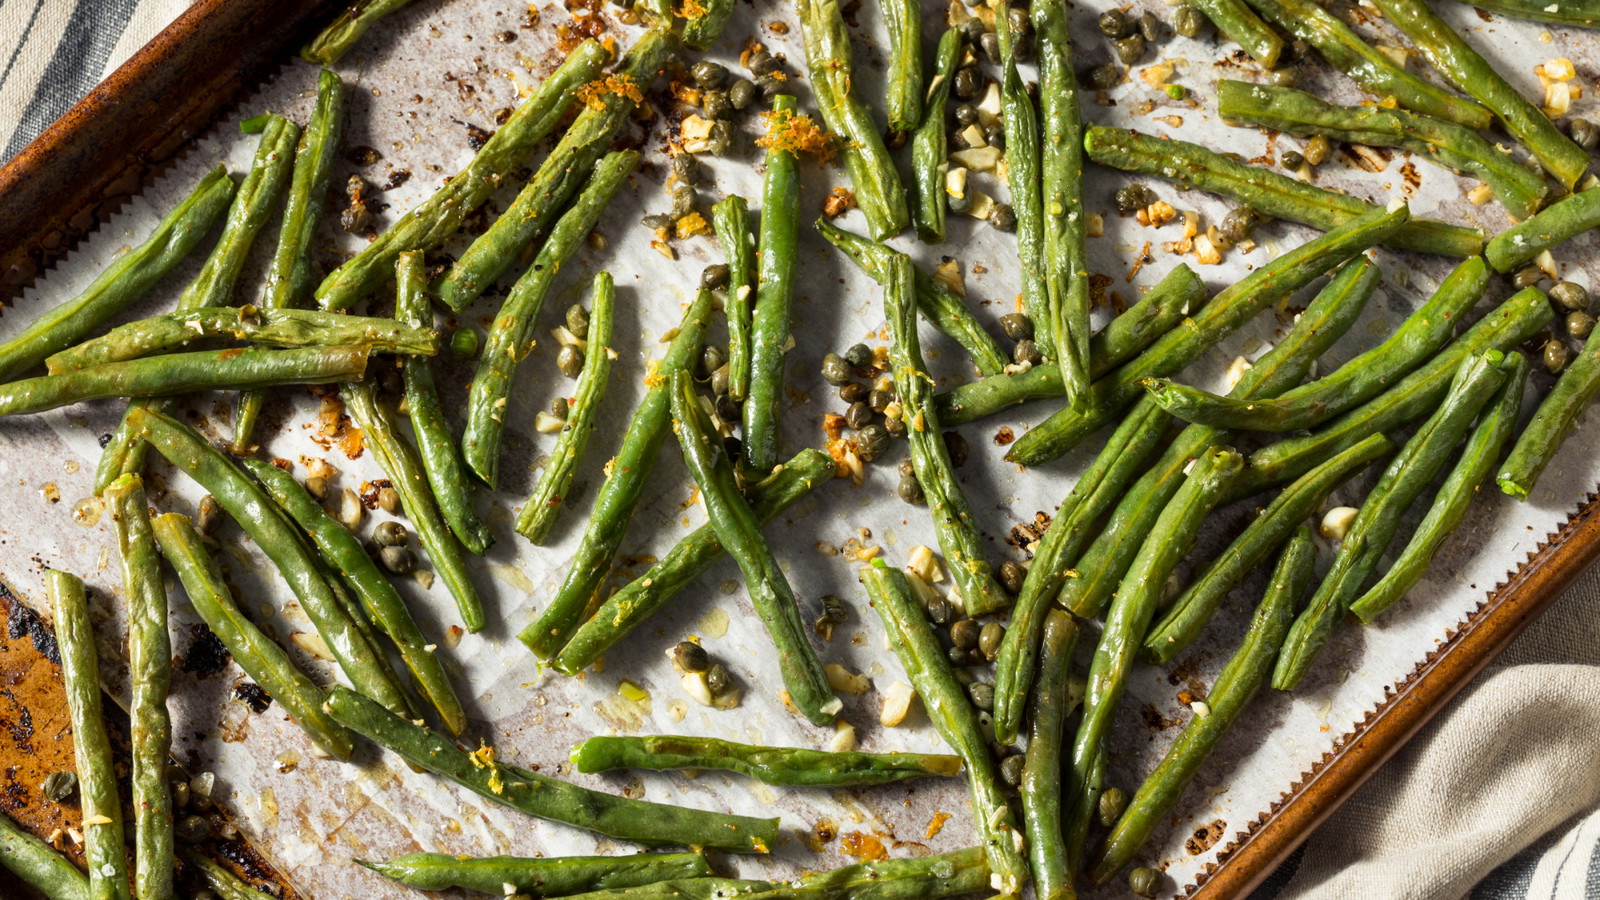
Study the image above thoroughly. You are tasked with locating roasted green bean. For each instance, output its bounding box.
[879,0,921,133]
[303,0,420,64]
[0,810,90,900]
[744,95,802,476]
[912,28,960,243]
[997,1,1052,364]
[1499,316,1600,498]
[572,735,962,786]
[1020,610,1083,900]
[1485,186,1600,273]
[714,196,757,403]
[1035,0,1091,402]
[1189,0,1284,67]
[1439,0,1600,33]
[359,851,713,895]
[681,0,732,49]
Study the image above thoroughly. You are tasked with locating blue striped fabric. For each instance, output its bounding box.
[2,0,140,159]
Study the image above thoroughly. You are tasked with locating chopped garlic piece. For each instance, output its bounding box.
[829,720,858,752]
[881,681,917,726]
[1320,506,1358,540]
[825,664,871,696]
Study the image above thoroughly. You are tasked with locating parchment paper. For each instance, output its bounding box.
[2,0,1597,896]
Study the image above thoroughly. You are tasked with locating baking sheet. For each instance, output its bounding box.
[1,0,1596,896]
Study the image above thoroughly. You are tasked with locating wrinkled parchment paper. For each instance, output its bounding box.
[3,0,1598,896]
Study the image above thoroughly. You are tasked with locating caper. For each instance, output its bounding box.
[304,475,329,501]
[978,622,1005,660]
[721,433,743,461]
[1115,183,1154,212]
[822,353,853,385]
[670,184,696,219]
[728,78,758,110]
[716,395,739,425]
[1544,338,1572,373]
[954,66,983,100]
[1173,4,1207,37]
[980,31,1001,63]
[706,119,734,154]
[1266,64,1301,87]
[703,89,731,121]
[948,189,975,215]
[1098,786,1129,827]
[1219,205,1262,243]
[856,423,890,461]
[898,459,915,478]
[998,313,1034,341]
[951,127,977,152]
[868,388,894,412]
[41,771,77,803]
[1129,867,1161,898]
[671,151,700,187]
[884,413,907,437]
[1568,310,1596,339]
[1098,8,1133,37]
[374,520,408,547]
[380,544,417,575]
[844,342,874,369]
[747,49,774,74]
[846,401,874,430]
[954,103,980,128]
[711,363,730,398]
[950,618,980,650]
[691,60,728,89]
[926,594,953,625]
[700,263,731,292]
[196,494,222,536]
[1551,280,1589,311]
[377,485,401,515]
[450,326,480,360]
[1514,264,1548,289]
[820,594,849,624]
[947,645,970,665]
[547,395,570,421]
[642,213,674,230]
[753,75,784,99]
[998,752,1025,786]
[1138,11,1165,41]
[555,345,583,378]
[839,382,869,404]
[943,430,969,467]
[1086,63,1122,91]
[561,305,590,342]
[989,202,1018,232]
[968,681,996,712]
[1113,33,1147,65]
[984,125,1006,151]
[176,814,213,844]
[698,345,726,380]
[999,560,1025,595]
[706,663,732,695]
[673,640,710,672]
[1303,135,1332,166]
[1013,339,1044,366]
[897,470,924,504]
[1570,117,1600,151]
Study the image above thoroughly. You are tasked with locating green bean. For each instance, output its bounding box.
[46,307,436,374]
[50,569,129,900]
[1438,0,1600,30]
[520,289,713,658]
[1035,0,1091,403]
[1239,286,1553,495]
[1217,81,1546,219]
[815,219,1010,377]
[1499,315,1600,498]
[0,164,233,384]
[997,2,1052,364]
[97,116,299,490]
[302,0,419,64]
[879,0,921,133]
[241,457,466,735]
[681,0,733,49]
[463,150,638,487]
[548,847,989,900]
[550,449,837,675]
[796,0,908,239]
[935,263,1208,424]
[236,67,346,450]
[859,562,1028,898]
[314,41,608,311]
[1144,256,1488,432]
[1353,354,1526,622]
[128,408,414,714]
[0,809,89,900]
[517,271,615,544]
[324,686,782,851]
[151,513,355,760]
[1020,609,1083,900]
[1241,0,1491,128]
[343,379,485,633]
[1485,186,1600,273]
[0,345,369,416]
[669,370,840,724]
[1083,126,1485,258]
[1091,527,1314,884]
[1188,0,1284,67]
[393,252,492,555]
[179,848,277,900]
[1063,748,1105,878]
[1274,351,1510,690]
[882,252,1010,616]
[104,475,172,900]
[744,95,802,476]
[1143,432,1391,663]
[434,30,673,312]
[912,28,960,243]
[1066,448,1243,874]
[1007,201,1405,466]
[359,851,713,895]
[572,735,962,786]
[1059,256,1377,623]
[991,396,1169,745]
[1368,0,1589,187]
[714,196,757,402]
